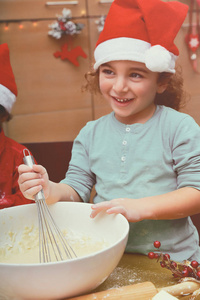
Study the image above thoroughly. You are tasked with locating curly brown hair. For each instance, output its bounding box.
[82,64,187,112]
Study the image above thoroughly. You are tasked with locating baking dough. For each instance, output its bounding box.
[0,225,109,264]
[152,290,178,299]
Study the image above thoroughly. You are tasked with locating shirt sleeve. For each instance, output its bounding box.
[0,193,34,209]
[0,149,35,209]
[60,125,96,202]
[172,115,200,190]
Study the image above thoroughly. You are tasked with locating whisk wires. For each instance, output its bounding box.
[36,198,77,263]
[23,149,76,263]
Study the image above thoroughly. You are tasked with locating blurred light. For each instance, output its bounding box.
[19,23,24,29]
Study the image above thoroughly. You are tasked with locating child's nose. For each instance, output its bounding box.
[113,77,128,93]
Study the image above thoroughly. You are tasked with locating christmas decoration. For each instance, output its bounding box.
[95,15,106,33]
[148,241,200,299]
[185,0,200,73]
[48,8,84,39]
[48,8,87,67]
[54,43,87,67]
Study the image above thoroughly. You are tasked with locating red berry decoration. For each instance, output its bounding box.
[160,262,166,268]
[197,271,200,278]
[187,266,193,274]
[170,261,177,269]
[154,241,161,249]
[154,253,159,259]
[164,254,170,260]
[148,241,200,281]
[182,269,189,277]
[148,252,155,259]
[191,260,199,268]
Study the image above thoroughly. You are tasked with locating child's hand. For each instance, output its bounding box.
[90,198,144,222]
[18,164,49,201]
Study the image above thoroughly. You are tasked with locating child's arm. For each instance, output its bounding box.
[18,164,82,204]
[90,187,200,222]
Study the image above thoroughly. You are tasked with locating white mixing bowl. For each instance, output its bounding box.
[0,202,129,300]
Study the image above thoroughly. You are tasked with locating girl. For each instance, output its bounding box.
[18,0,200,262]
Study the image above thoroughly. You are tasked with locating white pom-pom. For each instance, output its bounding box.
[145,45,172,72]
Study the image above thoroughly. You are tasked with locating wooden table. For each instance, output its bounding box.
[91,253,200,299]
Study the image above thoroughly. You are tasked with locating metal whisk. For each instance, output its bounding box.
[23,149,76,263]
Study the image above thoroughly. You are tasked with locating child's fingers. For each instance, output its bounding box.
[18,171,42,183]
[91,201,112,209]
[18,164,46,200]
[90,200,125,218]
[20,177,44,191]
[19,176,44,199]
[18,171,43,193]
[18,164,47,188]
[23,185,43,200]
[31,164,47,176]
[107,206,127,216]
[18,164,46,176]
[18,164,32,174]
[90,209,98,218]
[90,202,111,218]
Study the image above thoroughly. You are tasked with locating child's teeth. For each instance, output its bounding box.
[116,98,131,102]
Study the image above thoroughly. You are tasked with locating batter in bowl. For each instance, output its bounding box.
[0,225,109,264]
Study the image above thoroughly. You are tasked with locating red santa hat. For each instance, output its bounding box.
[94,0,188,73]
[0,43,17,113]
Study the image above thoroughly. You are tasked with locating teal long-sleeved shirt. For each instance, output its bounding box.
[61,105,200,261]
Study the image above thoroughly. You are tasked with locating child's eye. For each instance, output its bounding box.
[130,72,142,78]
[101,68,114,75]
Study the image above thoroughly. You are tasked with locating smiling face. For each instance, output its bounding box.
[99,60,167,124]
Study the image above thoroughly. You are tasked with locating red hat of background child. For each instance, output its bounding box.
[0,43,17,113]
[0,43,17,96]
[94,0,188,73]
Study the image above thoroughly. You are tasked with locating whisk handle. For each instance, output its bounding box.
[23,149,45,202]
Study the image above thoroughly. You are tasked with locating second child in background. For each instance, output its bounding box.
[0,43,35,209]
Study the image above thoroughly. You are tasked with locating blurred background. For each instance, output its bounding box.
[1,0,200,256]
[0,0,199,145]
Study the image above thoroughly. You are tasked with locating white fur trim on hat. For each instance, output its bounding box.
[145,45,176,73]
[0,84,16,113]
[94,37,177,73]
